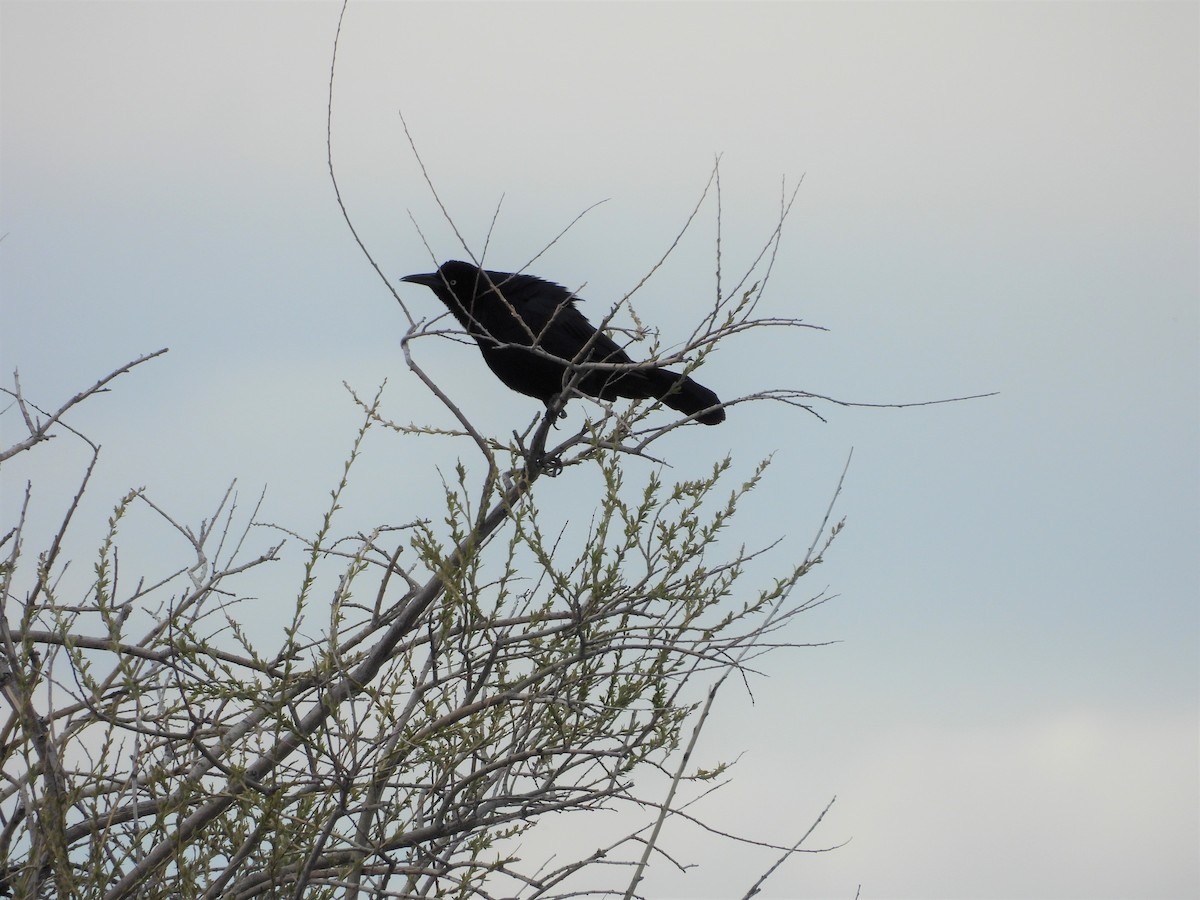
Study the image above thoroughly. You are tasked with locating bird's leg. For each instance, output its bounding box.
[543,399,568,428]
[524,398,569,478]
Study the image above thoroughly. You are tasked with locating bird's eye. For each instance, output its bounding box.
[448,279,456,286]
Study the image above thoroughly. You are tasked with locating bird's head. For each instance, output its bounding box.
[400,260,483,302]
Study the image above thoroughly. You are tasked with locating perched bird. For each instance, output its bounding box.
[400,260,725,425]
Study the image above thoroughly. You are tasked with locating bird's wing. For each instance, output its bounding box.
[486,273,634,364]
[542,303,634,365]
[472,272,571,344]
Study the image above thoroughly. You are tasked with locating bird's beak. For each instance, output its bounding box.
[400,272,441,288]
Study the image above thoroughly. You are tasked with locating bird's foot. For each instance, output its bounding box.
[529,453,564,478]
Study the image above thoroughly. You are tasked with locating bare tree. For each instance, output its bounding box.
[0,7,871,898]
[0,296,842,898]
[0,165,856,894]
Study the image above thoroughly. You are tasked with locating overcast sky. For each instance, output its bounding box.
[2,2,1197,898]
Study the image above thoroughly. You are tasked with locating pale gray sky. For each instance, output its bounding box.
[2,2,1197,898]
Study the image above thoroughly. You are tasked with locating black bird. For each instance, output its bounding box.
[400,260,725,425]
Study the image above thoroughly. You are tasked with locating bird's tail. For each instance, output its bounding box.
[646,368,725,425]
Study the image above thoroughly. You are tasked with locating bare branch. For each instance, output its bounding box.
[0,348,167,463]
